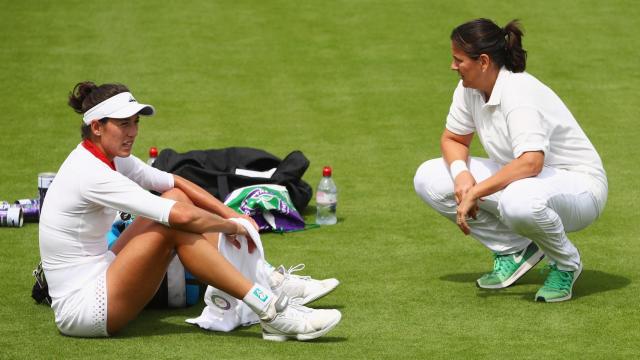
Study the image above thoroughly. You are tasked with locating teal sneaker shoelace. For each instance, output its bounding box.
[492,254,516,276]
[541,264,573,289]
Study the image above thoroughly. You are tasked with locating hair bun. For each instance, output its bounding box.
[68,81,98,114]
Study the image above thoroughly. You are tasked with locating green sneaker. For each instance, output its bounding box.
[535,263,582,302]
[476,242,545,289]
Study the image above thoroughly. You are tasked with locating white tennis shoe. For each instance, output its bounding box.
[270,264,340,305]
[261,294,342,342]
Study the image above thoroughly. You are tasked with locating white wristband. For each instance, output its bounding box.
[449,160,469,180]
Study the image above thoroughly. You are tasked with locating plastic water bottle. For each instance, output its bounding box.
[316,166,337,225]
[147,147,158,166]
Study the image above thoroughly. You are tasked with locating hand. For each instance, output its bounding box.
[456,187,479,235]
[453,171,476,205]
[225,220,257,254]
[240,214,259,232]
[226,212,259,232]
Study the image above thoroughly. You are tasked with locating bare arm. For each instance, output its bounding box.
[171,174,259,235]
[441,129,476,206]
[173,175,238,219]
[456,151,544,234]
[469,151,544,200]
[441,128,545,234]
[441,128,473,166]
[167,201,243,235]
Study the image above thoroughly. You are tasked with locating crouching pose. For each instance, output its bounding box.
[413,19,607,302]
[38,81,341,340]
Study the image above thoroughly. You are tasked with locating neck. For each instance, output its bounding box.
[82,139,116,171]
[88,137,113,161]
[480,67,500,102]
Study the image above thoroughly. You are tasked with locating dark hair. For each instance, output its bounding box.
[451,18,527,73]
[68,81,129,139]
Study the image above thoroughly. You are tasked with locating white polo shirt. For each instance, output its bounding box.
[39,143,177,298]
[445,67,607,203]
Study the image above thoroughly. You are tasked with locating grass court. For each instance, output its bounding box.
[0,1,638,358]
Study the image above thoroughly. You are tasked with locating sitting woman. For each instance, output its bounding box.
[38,81,341,340]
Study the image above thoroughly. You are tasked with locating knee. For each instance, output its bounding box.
[161,188,191,203]
[499,187,547,233]
[413,158,452,204]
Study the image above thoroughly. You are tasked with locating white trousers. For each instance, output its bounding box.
[413,157,605,271]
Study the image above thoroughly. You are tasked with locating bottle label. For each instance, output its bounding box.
[316,191,337,204]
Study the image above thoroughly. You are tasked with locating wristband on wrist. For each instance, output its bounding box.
[449,159,469,180]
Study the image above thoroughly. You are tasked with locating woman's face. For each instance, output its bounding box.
[96,115,139,159]
[450,41,484,89]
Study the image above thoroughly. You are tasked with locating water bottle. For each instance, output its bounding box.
[147,146,158,166]
[315,166,337,225]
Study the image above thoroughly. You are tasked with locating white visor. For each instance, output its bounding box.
[82,92,155,125]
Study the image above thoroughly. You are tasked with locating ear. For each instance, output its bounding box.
[90,120,102,136]
[478,54,491,72]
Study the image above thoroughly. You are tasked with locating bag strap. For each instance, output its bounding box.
[31,261,51,306]
[217,175,230,201]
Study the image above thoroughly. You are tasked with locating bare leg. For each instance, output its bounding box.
[106,189,252,334]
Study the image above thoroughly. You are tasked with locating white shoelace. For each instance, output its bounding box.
[275,302,312,322]
[284,264,311,281]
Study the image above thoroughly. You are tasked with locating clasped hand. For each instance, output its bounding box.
[454,172,479,235]
[225,214,258,254]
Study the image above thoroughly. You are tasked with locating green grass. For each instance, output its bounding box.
[1,0,639,358]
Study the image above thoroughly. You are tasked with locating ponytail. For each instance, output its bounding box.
[503,20,527,72]
[68,81,99,114]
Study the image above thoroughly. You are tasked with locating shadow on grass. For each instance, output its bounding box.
[301,205,347,224]
[440,271,547,285]
[115,307,347,342]
[300,205,346,223]
[302,205,316,217]
[306,304,345,310]
[439,269,631,300]
[201,329,347,343]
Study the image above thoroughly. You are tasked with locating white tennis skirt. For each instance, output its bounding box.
[51,252,115,337]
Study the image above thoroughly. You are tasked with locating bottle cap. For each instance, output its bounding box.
[322,166,332,177]
[149,147,158,158]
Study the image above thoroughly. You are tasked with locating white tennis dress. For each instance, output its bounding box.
[39,142,176,337]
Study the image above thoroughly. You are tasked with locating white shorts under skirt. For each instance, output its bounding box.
[51,252,115,337]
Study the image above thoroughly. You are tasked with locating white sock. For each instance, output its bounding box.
[242,284,276,321]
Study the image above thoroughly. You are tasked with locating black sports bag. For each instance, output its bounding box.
[152,147,313,211]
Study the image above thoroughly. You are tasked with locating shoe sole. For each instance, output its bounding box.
[476,249,545,289]
[535,263,583,303]
[301,279,340,305]
[262,311,342,342]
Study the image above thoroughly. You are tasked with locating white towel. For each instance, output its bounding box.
[186,218,272,332]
